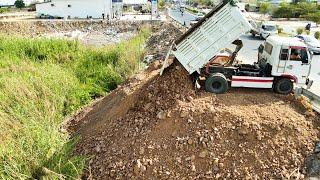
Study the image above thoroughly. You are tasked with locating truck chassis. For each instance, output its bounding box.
[202,63,293,95]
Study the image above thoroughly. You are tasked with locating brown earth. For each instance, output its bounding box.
[0,21,145,37]
[70,65,320,179]
[63,23,320,179]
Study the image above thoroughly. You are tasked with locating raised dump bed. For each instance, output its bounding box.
[172,0,252,74]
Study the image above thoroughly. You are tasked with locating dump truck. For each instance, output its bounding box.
[162,0,314,95]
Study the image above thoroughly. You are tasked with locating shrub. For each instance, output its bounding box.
[273,2,318,18]
[306,30,310,35]
[315,31,320,39]
[297,28,304,35]
[259,2,270,15]
[276,25,283,33]
[158,0,165,9]
[0,8,8,13]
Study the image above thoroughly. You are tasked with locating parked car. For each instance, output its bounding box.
[190,16,204,26]
[250,22,278,39]
[295,35,320,55]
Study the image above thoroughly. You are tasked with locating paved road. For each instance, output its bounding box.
[168,8,197,27]
[169,8,320,95]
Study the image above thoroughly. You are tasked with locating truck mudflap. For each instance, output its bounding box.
[231,76,274,88]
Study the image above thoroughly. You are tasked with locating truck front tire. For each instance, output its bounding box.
[205,73,228,94]
[273,78,293,95]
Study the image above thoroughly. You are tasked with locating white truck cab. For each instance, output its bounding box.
[165,0,313,94]
[259,36,312,87]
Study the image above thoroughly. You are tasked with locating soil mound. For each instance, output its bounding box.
[144,23,183,63]
[73,61,319,179]
[69,23,320,179]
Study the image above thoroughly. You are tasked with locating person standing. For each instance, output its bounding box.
[306,23,311,31]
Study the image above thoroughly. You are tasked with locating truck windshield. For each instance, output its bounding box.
[264,25,276,31]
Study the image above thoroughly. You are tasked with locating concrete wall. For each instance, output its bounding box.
[36,0,112,19]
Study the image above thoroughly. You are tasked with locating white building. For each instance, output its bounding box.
[123,0,147,5]
[112,0,123,18]
[36,0,112,19]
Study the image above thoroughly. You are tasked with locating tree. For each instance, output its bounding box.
[158,0,165,9]
[304,12,320,25]
[259,3,270,15]
[14,0,25,9]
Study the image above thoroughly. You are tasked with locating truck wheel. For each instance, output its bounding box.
[205,73,228,94]
[273,78,293,95]
[251,33,255,37]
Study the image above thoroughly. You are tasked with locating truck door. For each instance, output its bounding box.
[282,46,311,85]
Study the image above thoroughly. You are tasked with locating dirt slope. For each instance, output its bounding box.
[68,23,320,179]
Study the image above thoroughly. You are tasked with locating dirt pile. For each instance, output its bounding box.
[144,23,183,64]
[0,21,144,37]
[72,58,320,179]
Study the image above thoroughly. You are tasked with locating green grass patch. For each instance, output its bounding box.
[185,6,205,16]
[0,8,9,14]
[0,27,150,179]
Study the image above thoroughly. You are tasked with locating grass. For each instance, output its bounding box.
[185,7,203,15]
[0,8,9,14]
[0,27,150,179]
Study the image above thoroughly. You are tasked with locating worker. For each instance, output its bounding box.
[305,23,311,31]
[290,50,301,60]
[102,13,105,20]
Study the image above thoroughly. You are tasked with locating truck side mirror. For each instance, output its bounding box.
[258,44,264,53]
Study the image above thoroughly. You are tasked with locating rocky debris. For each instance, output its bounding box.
[306,142,320,177]
[0,21,144,46]
[73,59,320,179]
[67,23,320,179]
[144,23,183,64]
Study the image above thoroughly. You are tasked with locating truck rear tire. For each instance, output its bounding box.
[205,73,228,94]
[273,78,293,95]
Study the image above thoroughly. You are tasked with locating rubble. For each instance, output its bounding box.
[144,23,183,64]
[71,60,320,178]
[0,21,144,46]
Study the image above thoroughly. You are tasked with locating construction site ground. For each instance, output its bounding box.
[71,59,320,179]
[2,21,320,179]
[69,23,319,179]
